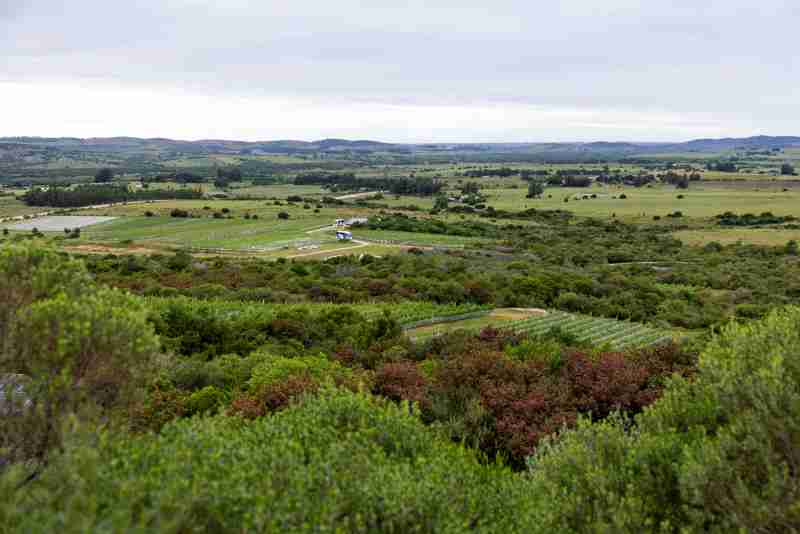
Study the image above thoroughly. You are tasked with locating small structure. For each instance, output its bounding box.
[336,230,353,241]
[344,217,368,226]
[334,219,346,227]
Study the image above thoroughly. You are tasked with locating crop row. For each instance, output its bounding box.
[411,310,674,350]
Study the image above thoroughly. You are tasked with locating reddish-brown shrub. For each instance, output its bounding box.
[228,395,266,419]
[420,340,692,468]
[131,386,188,432]
[373,361,429,409]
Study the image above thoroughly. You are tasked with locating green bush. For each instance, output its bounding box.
[247,353,353,392]
[525,306,800,531]
[0,244,161,468]
[184,386,225,415]
[0,389,530,533]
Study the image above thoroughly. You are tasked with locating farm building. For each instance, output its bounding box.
[334,217,368,227]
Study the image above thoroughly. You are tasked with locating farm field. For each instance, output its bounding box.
[229,184,327,198]
[370,182,800,221]
[674,227,800,246]
[77,214,337,251]
[407,308,676,349]
[0,196,47,219]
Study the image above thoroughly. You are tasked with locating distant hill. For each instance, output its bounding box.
[1,135,798,160]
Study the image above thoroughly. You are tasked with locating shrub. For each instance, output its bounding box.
[525,307,800,531]
[184,386,225,415]
[373,360,429,408]
[0,245,160,467]
[277,211,290,220]
[0,390,533,532]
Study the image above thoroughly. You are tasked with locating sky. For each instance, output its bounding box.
[1,0,798,143]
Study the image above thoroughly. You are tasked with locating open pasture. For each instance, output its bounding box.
[370,182,800,222]
[0,195,47,219]
[78,213,335,251]
[674,228,800,247]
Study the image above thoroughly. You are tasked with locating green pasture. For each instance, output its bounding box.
[369,182,800,222]
[0,196,46,219]
[674,228,800,247]
[64,201,370,251]
[229,184,327,199]
[78,215,332,251]
[477,183,800,220]
[347,228,487,247]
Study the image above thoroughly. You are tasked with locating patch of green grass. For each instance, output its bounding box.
[674,228,800,247]
[348,228,486,246]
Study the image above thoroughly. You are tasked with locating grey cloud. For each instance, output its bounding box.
[2,0,798,139]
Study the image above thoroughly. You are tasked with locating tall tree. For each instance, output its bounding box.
[94,168,114,183]
[527,181,545,198]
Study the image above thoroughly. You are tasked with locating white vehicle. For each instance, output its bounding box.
[335,230,353,241]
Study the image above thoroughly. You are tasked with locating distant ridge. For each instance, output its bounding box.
[1,135,799,156]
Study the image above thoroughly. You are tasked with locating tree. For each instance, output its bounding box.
[278,212,290,220]
[0,244,160,470]
[527,181,545,198]
[781,163,796,176]
[94,168,114,183]
[460,182,480,195]
[434,195,449,211]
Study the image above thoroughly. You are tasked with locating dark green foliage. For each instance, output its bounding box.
[526,180,545,198]
[295,172,443,196]
[1,390,529,533]
[94,168,114,183]
[21,184,202,207]
[716,211,796,226]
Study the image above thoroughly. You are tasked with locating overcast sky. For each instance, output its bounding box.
[2,0,798,142]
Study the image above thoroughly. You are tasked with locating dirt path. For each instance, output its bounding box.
[334,191,382,200]
[287,240,369,258]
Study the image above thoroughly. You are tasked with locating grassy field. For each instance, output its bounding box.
[0,196,47,219]
[372,182,800,222]
[229,184,327,198]
[77,212,335,251]
[348,228,487,247]
[674,228,800,247]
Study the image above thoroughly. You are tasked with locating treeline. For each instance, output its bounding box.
[716,211,797,226]
[20,185,203,207]
[145,171,206,184]
[707,161,738,172]
[294,172,443,196]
